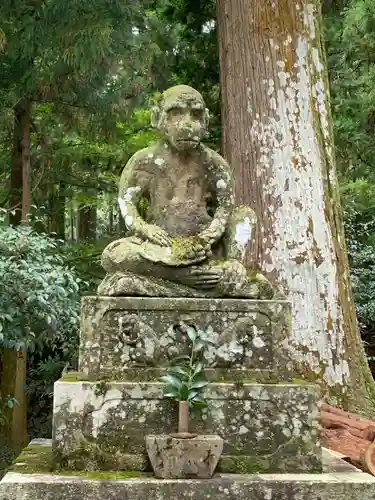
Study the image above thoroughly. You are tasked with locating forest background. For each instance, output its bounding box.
[0,0,374,468]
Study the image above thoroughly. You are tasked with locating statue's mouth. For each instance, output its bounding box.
[176,139,199,146]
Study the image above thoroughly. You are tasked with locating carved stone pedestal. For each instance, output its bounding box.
[51,296,322,474]
[78,297,293,381]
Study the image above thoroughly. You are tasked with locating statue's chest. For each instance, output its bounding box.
[149,157,210,236]
[151,160,206,202]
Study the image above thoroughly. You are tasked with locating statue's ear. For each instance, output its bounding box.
[150,106,160,128]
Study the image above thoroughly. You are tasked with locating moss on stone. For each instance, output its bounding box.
[79,470,144,480]
[93,380,110,397]
[171,236,203,261]
[137,197,150,220]
[60,371,314,387]
[218,455,270,474]
[291,378,311,385]
[59,371,89,382]
[11,444,147,479]
[13,445,53,473]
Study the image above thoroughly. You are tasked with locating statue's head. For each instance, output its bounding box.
[151,85,209,152]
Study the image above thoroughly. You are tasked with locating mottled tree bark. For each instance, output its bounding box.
[216,0,375,413]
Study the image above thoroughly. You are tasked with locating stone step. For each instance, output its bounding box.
[2,467,374,500]
[3,442,372,500]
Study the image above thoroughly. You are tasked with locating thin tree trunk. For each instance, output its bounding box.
[216,0,375,414]
[1,350,28,452]
[9,106,24,226]
[108,202,114,235]
[57,182,66,240]
[70,202,75,241]
[21,102,31,224]
[1,102,31,452]
[76,162,97,241]
[77,202,97,241]
[48,183,66,240]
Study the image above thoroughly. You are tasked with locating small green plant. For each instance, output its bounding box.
[0,396,19,428]
[160,325,214,435]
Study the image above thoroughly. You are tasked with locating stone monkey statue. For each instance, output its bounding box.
[98,85,273,299]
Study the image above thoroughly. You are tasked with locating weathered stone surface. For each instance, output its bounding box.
[145,435,223,478]
[3,473,375,500]
[4,473,375,500]
[98,85,274,299]
[2,446,375,500]
[52,381,321,473]
[79,297,292,381]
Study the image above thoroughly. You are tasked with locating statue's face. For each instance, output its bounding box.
[155,87,208,152]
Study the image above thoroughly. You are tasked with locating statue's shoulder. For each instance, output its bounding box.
[199,145,231,178]
[200,144,228,166]
[124,144,160,169]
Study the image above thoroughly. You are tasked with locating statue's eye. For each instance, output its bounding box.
[191,109,203,119]
[168,107,184,118]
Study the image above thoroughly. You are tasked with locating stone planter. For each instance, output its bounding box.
[145,434,223,479]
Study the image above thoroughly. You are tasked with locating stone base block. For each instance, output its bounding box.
[2,455,375,500]
[145,434,223,479]
[53,380,321,473]
[3,441,372,500]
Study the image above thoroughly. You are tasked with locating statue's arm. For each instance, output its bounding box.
[118,152,149,235]
[118,151,171,247]
[199,148,234,245]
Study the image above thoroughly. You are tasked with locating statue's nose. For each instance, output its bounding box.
[181,116,197,133]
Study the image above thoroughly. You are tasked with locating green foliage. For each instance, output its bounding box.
[0,211,82,437]
[325,1,375,371]
[160,326,213,407]
[0,213,81,353]
[341,181,375,347]
[325,0,375,181]
[27,357,72,439]
[0,444,15,478]
[0,396,18,428]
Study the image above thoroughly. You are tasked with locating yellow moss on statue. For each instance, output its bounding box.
[171,236,203,261]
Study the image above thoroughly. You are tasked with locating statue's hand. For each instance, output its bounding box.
[179,267,223,289]
[136,223,171,247]
[198,224,224,247]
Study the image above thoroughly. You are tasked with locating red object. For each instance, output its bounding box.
[319,403,375,475]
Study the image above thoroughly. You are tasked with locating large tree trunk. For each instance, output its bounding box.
[216,0,375,414]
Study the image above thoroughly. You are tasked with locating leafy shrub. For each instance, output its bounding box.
[0,211,82,437]
[342,182,375,371]
[0,219,81,353]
